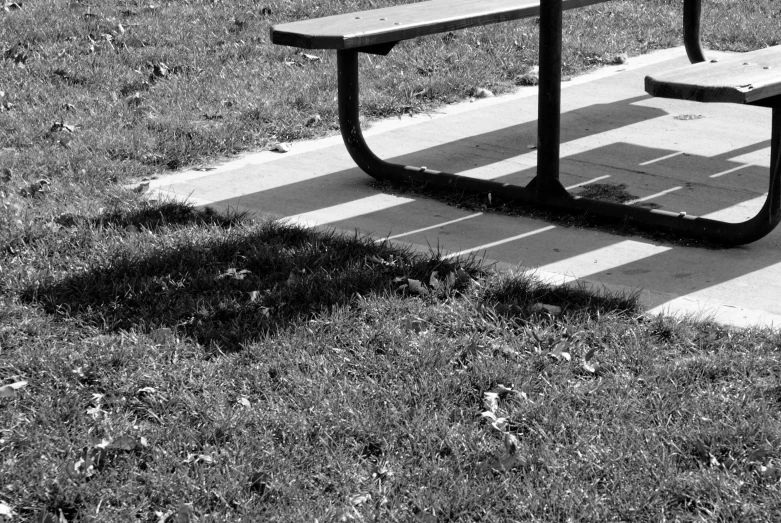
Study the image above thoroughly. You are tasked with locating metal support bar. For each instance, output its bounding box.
[528,0,567,199]
[683,0,706,63]
[335,51,781,246]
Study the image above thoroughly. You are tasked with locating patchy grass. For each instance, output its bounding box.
[2,0,781,521]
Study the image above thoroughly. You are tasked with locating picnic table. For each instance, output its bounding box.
[272,0,781,245]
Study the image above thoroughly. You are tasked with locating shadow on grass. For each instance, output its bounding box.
[24,203,641,353]
[25,204,481,353]
[481,270,641,323]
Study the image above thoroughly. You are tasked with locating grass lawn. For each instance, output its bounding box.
[2,0,781,521]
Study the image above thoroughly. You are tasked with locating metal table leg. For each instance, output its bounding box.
[527,0,568,199]
[683,0,706,63]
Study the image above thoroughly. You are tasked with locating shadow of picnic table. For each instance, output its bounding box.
[23,203,639,353]
[23,204,472,353]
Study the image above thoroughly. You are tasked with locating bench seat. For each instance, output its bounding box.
[271,0,609,52]
[645,45,781,105]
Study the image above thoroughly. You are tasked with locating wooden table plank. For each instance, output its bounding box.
[646,46,781,104]
[271,0,612,50]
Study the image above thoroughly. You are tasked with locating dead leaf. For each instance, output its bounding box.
[0,380,27,398]
[150,61,168,79]
[49,121,75,133]
[760,464,781,481]
[237,396,251,407]
[286,269,301,285]
[480,411,497,422]
[532,302,561,316]
[218,268,251,280]
[444,271,456,287]
[504,433,519,455]
[675,114,705,121]
[582,361,599,374]
[483,391,499,412]
[407,278,428,295]
[107,436,138,451]
[371,461,392,480]
[184,453,213,464]
[611,53,629,65]
[349,493,371,506]
[0,502,15,518]
[491,384,513,398]
[548,339,571,361]
[3,45,27,66]
[301,53,321,62]
[155,510,173,523]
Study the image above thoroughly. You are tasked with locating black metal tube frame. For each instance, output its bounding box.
[337,0,781,245]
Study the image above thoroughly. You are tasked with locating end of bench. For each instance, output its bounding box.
[645,46,781,105]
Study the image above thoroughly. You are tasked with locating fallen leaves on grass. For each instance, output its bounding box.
[148,61,169,79]
[612,53,629,64]
[305,114,321,126]
[675,114,705,121]
[184,454,214,465]
[0,502,14,518]
[480,411,508,432]
[472,87,494,98]
[0,380,27,398]
[548,338,571,361]
[407,278,428,296]
[348,493,371,506]
[3,43,28,67]
[0,90,13,112]
[582,345,601,374]
[532,302,561,316]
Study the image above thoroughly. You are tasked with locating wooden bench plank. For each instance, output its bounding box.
[645,46,781,104]
[271,0,611,51]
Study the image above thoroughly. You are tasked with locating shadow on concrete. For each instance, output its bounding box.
[199,94,779,316]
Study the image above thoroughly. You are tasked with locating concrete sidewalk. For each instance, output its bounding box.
[148,47,781,329]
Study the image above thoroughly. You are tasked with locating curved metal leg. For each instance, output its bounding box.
[337,50,781,245]
[684,0,707,63]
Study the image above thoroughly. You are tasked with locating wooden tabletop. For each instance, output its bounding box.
[271,0,612,51]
